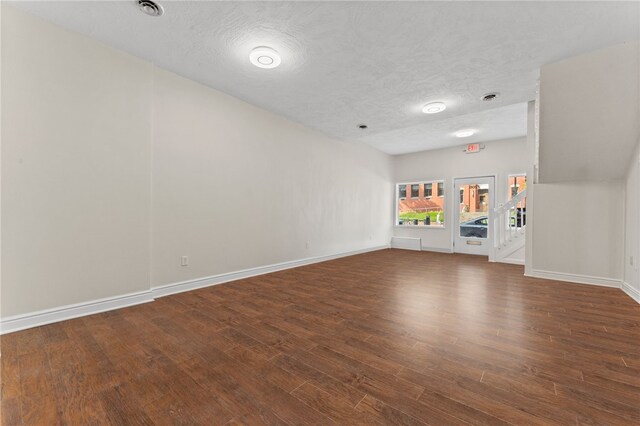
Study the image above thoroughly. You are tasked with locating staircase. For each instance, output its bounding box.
[492,189,526,263]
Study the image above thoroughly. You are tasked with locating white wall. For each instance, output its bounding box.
[624,141,640,301]
[531,181,625,284]
[392,137,527,252]
[529,42,638,288]
[524,100,537,276]
[1,7,393,319]
[0,2,4,321]
[538,41,639,183]
[2,6,153,317]
[151,68,393,287]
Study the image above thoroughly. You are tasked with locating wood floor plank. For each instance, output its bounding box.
[1,344,22,401]
[20,395,60,426]
[271,353,366,407]
[290,382,376,424]
[2,249,638,424]
[1,397,23,426]
[46,339,109,424]
[98,383,155,426]
[355,394,429,426]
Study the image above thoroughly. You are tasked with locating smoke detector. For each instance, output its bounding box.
[138,0,164,17]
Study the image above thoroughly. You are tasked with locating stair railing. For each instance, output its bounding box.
[493,189,526,251]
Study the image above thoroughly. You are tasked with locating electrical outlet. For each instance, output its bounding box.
[181,256,189,267]
[631,256,634,267]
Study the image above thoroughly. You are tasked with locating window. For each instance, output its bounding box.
[508,174,527,227]
[508,174,526,200]
[411,184,420,198]
[396,181,445,227]
[424,183,432,198]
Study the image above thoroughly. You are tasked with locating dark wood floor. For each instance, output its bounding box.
[2,249,639,425]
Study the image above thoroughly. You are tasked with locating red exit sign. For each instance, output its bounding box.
[466,143,481,153]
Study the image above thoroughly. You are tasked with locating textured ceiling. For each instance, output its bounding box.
[8,1,640,155]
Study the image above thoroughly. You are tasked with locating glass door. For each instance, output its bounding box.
[453,176,494,256]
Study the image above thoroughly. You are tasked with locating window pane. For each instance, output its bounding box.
[424,183,432,197]
[508,175,526,199]
[458,183,489,238]
[438,182,444,196]
[507,175,527,227]
[396,181,445,227]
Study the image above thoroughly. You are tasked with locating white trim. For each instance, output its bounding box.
[421,246,454,254]
[493,258,525,266]
[393,225,447,230]
[0,290,154,335]
[526,269,621,288]
[151,245,389,298]
[0,245,389,335]
[394,226,447,230]
[622,281,640,303]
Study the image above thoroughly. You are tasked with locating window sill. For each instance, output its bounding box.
[394,225,447,230]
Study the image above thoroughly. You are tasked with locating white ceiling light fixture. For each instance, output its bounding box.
[455,129,475,138]
[249,46,282,69]
[422,102,447,114]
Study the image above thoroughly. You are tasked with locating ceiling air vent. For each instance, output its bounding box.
[482,92,499,101]
[138,0,164,17]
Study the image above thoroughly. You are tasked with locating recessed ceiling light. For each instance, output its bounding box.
[249,47,281,69]
[422,102,447,114]
[138,0,164,17]
[455,129,475,138]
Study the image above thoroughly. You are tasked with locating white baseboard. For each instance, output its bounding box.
[494,258,525,266]
[0,290,154,335]
[0,245,389,334]
[622,281,640,303]
[526,269,621,288]
[421,246,454,254]
[151,244,389,298]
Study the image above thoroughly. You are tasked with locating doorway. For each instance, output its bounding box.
[453,176,494,256]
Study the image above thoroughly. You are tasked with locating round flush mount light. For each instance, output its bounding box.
[138,0,164,17]
[422,102,447,114]
[249,47,282,69]
[482,92,499,101]
[455,129,475,138]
